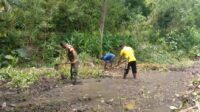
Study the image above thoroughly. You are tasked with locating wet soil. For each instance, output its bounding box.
[1,60,200,112]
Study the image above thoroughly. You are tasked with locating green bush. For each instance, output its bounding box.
[0,66,38,88]
[164,27,200,57]
[0,66,57,89]
[137,43,177,64]
[58,65,102,79]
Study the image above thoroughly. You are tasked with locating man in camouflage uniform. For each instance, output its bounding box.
[60,41,79,85]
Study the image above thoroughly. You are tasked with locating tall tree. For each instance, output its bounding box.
[99,0,107,57]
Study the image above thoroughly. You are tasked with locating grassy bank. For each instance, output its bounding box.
[0,58,194,89]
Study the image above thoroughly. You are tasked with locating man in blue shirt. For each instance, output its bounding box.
[101,52,115,70]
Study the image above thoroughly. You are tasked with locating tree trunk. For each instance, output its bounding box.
[99,0,107,57]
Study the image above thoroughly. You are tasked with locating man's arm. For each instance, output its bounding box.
[117,56,123,66]
[69,49,78,64]
[117,56,128,67]
[118,49,124,66]
[69,59,78,64]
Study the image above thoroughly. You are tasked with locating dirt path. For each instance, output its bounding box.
[1,60,200,112]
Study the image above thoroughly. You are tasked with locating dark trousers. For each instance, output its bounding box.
[124,61,137,79]
[70,62,79,84]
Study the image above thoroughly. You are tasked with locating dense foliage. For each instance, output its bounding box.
[1,0,200,67]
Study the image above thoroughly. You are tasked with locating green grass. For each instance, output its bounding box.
[168,58,194,69]
[0,64,103,89]
[57,64,103,78]
[0,56,194,89]
[0,66,57,89]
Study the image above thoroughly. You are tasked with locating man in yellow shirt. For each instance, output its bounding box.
[118,45,137,79]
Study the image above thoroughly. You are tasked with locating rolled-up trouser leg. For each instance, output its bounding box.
[123,69,128,79]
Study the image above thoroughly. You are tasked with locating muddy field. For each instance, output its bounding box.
[1,60,200,112]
